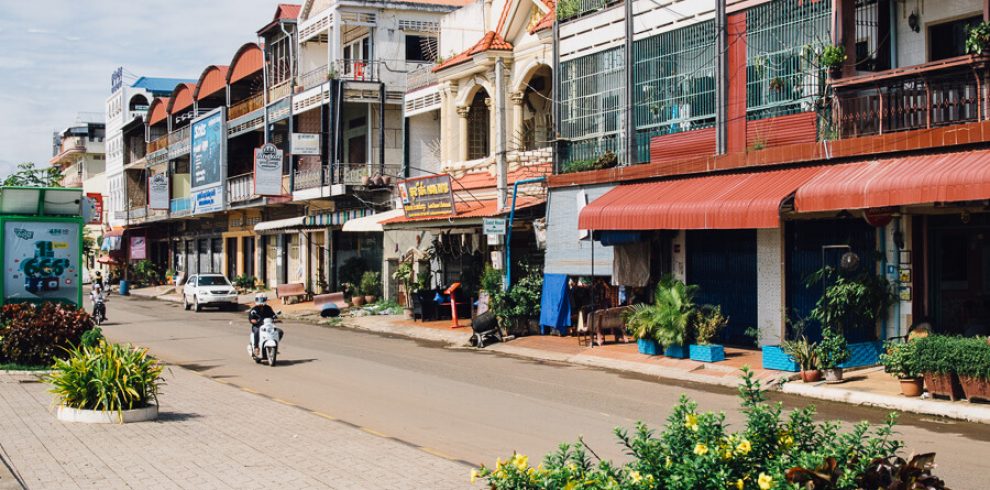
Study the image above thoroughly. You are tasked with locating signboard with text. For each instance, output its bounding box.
[483,218,507,235]
[398,174,455,219]
[291,133,321,155]
[190,108,225,215]
[254,143,284,196]
[2,219,82,306]
[129,236,147,261]
[148,173,170,210]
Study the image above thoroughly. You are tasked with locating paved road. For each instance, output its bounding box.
[105,296,990,489]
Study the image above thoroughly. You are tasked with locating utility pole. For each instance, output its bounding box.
[624,0,635,165]
[495,57,508,209]
[715,0,727,155]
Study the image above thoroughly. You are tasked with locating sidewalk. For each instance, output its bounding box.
[0,365,469,489]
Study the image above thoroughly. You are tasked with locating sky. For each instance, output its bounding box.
[0,0,284,177]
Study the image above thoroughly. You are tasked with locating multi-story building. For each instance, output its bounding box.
[547,0,990,355]
[50,113,106,272]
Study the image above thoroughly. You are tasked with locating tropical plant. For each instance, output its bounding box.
[966,21,990,55]
[490,264,543,326]
[625,277,698,346]
[2,162,62,187]
[693,305,728,345]
[807,267,894,336]
[816,327,850,370]
[820,45,847,70]
[782,336,820,371]
[879,340,919,379]
[47,342,164,416]
[359,271,381,297]
[131,259,159,286]
[233,274,257,290]
[338,256,368,290]
[79,327,104,349]
[392,262,415,307]
[0,303,94,366]
[912,335,957,375]
[476,368,935,489]
[480,264,503,294]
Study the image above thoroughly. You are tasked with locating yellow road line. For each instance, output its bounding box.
[272,398,297,406]
[240,386,259,394]
[311,411,337,421]
[419,446,456,460]
[361,427,388,438]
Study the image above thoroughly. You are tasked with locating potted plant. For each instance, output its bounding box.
[624,304,662,356]
[966,21,990,55]
[689,305,727,362]
[955,336,990,401]
[392,262,414,318]
[652,276,697,359]
[782,336,821,382]
[359,271,380,304]
[816,326,850,383]
[821,45,847,78]
[343,282,364,306]
[879,340,923,397]
[807,267,894,369]
[914,335,964,401]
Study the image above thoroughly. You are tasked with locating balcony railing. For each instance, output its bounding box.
[298,65,329,91]
[406,63,437,92]
[229,93,265,120]
[168,125,191,159]
[293,163,403,190]
[227,172,258,203]
[333,59,380,83]
[170,197,192,216]
[268,80,292,102]
[147,134,168,153]
[831,54,988,139]
[147,208,168,221]
[127,206,147,221]
[293,166,328,191]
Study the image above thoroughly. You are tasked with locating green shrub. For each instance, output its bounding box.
[0,303,94,366]
[132,259,159,286]
[820,45,847,70]
[233,275,257,290]
[953,336,990,380]
[490,264,543,326]
[625,276,697,346]
[693,305,728,345]
[879,340,919,379]
[966,21,990,55]
[80,327,104,348]
[913,335,957,375]
[47,342,164,415]
[476,368,944,489]
[359,271,381,297]
[480,264,503,294]
[816,327,850,370]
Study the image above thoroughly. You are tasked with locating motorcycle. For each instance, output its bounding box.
[92,292,107,325]
[248,313,283,366]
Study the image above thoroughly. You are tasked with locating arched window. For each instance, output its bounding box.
[129,94,149,111]
[467,91,490,160]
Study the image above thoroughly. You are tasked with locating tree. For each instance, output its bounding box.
[3,162,62,187]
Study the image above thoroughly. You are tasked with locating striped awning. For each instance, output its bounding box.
[306,208,373,227]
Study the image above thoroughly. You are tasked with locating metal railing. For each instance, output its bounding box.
[168,125,191,158]
[333,59,380,82]
[294,163,403,190]
[405,63,437,92]
[293,166,329,191]
[229,93,265,120]
[147,134,168,153]
[170,197,192,216]
[226,172,257,203]
[147,208,168,221]
[268,80,292,102]
[298,65,329,91]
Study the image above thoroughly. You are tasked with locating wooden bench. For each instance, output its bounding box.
[313,292,347,310]
[275,283,309,305]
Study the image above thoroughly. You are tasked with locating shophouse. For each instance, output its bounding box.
[50,114,106,273]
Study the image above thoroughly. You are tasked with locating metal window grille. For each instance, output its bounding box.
[745,0,830,120]
[855,0,882,72]
[559,47,626,168]
[467,94,490,160]
[633,20,716,163]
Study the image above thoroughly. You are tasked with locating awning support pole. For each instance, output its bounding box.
[504,177,546,289]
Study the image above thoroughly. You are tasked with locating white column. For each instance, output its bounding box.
[457,106,470,162]
[510,91,525,151]
[756,228,785,346]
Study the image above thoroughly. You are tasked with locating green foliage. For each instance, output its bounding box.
[80,327,104,349]
[0,303,94,366]
[950,336,990,380]
[47,342,164,415]
[393,262,415,307]
[816,327,850,370]
[625,276,697,347]
[480,264,503,294]
[477,368,927,489]
[879,340,919,379]
[233,274,257,290]
[807,267,894,336]
[339,256,368,289]
[490,264,543,325]
[561,159,598,173]
[820,45,847,70]
[912,335,957,375]
[359,271,381,297]
[693,305,727,345]
[2,162,62,187]
[131,259,159,286]
[782,336,819,371]
[966,21,990,55]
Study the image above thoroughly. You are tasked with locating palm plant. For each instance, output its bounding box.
[625,276,697,346]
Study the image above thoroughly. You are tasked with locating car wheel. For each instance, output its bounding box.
[194,296,202,312]
[183,295,191,311]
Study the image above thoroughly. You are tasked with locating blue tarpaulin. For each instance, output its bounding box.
[539,273,571,335]
[594,231,642,246]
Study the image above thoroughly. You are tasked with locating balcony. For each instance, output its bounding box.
[831,55,989,139]
[333,59,380,83]
[147,208,168,221]
[298,65,329,91]
[147,134,168,154]
[127,206,147,224]
[168,125,191,159]
[227,172,258,203]
[293,166,329,191]
[229,93,265,120]
[268,80,292,102]
[170,197,192,217]
[406,63,437,92]
[293,163,402,191]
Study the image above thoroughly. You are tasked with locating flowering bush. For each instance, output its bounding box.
[0,302,94,366]
[475,368,945,489]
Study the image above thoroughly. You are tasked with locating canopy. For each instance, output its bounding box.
[342,209,404,232]
[253,216,308,233]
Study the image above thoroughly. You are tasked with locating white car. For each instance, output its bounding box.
[183,274,239,312]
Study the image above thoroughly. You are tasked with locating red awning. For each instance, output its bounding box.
[578,166,824,230]
[795,149,990,212]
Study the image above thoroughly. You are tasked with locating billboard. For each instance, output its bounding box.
[3,219,82,306]
[291,133,320,155]
[191,109,225,214]
[129,236,147,261]
[148,173,170,210]
[254,143,284,196]
[398,174,455,219]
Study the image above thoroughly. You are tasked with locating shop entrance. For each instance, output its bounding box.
[686,230,757,346]
[928,213,990,336]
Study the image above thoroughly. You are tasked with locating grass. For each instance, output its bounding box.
[0,362,51,371]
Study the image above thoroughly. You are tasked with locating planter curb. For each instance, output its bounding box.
[56,404,158,424]
[781,381,990,424]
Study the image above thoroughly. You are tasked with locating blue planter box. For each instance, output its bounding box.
[665,344,688,359]
[762,345,800,372]
[637,338,661,356]
[689,344,725,363]
[839,341,883,369]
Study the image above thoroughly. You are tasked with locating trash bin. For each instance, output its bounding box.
[119,280,129,296]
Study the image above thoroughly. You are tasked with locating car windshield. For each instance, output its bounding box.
[198,276,230,286]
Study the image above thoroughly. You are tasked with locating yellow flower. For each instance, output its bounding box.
[563,482,578,490]
[495,458,503,470]
[779,435,794,447]
[567,462,578,472]
[665,457,672,468]
[512,453,529,471]
[470,469,479,484]
[735,479,745,490]
[694,443,709,456]
[736,439,752,455]
[684,413,699,431]
[629,470,642,483]
[758,472,773,490]
[722,448,734,460]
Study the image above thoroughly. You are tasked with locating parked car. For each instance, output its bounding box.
[183,273,239,312]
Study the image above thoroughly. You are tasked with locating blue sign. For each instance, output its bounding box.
[111,67,123,93]
[193,186,222,214]
[191,111,224,189]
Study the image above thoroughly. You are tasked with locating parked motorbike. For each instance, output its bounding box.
[248,313,283,366]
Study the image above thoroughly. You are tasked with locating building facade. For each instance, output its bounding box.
[50,114,106,273]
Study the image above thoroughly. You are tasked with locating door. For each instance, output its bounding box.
[211,238,223,274]
[186,240,198,276]
[686,230,758,346]
[929,213,990,336]
[226,237,238,279]
[198,239,209,275]
[244,236,255,279]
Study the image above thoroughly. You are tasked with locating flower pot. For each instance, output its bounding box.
[637,338,661,356]
[664,344,688,359]
[364,295,377,304]
[762,345,800,372]
[351,296,366,307]
[800,370,822,383]
[823,368,844,384]
[56,404,158,424]
[923,372,964,401]
[898,377,924,397]
[689,344,725,363]
[958,375,990,402]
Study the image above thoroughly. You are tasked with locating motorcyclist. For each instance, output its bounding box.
[90,283,107,322]
[248,293,277,355]
[93,271,104,289]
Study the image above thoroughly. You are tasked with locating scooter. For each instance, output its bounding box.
[92,292,107,325]
[248,313,283,366]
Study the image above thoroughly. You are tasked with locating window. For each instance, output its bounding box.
[929,15,982,61]
[405,35,437,62]
[559,47,626,167]
[467,91,490,160]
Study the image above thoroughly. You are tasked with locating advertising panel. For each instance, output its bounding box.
[193,186,223,214]
[83,193,103,225]
[398,174,455,219]
[148,173,170,210]
[3,219,81,306]
[191,109,225,214]
[291,133,321,155]
[254,143,284,196]
[129,236,147,261]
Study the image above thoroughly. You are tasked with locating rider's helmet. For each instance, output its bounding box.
[92,283,102,293]
[255,293,268,304]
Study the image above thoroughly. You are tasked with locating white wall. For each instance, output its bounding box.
[756,228,784,346]
[896,0,982,67]
[407,111,441,176]
[439,1,485,60]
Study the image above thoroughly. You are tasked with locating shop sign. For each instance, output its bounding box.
[483,218,507,235]
[110,67,123,93]
[129,236,147,261]
[3,220,81,306]
[191,110,224,190]
[148,173,170,210]
[254,143,284,196]
[291,133,321,155]
[193,186,223,214]
[83,193,103,225]
[398,174,455,219]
